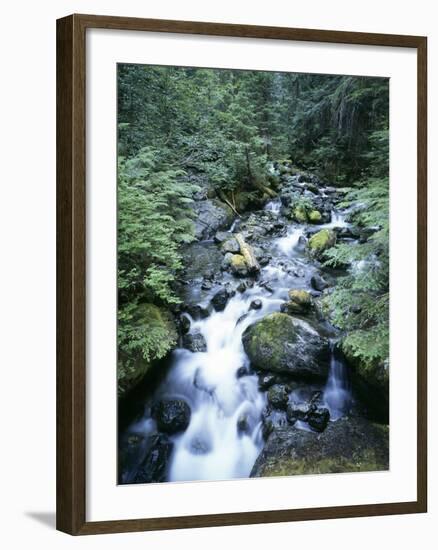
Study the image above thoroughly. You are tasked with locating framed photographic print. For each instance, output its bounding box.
[56,14,427,535]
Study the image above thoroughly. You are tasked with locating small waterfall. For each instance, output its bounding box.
[276,226,304,256]
[324,210,348,229]
[265,199,281,215]
[323,344,351,421]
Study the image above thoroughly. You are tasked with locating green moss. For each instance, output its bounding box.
[308,229,336,256]
[288,289,312,306]
[258,454,387,477]
[242,313,297,370]
[308,209,322,223]
[230,254,248,276]
[293,205,308,223]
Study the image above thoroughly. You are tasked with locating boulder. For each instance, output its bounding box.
[194,199,234,240]
[310,273,328,291]
[250,417,389,477]
[267,384,289,410]
[281,289,313,315]
[308,210,322,223]
[132,434,173,484]
[186,303,212,320]
[308,229,336,257]
[341,340,389,423]
[153,399,191,434]
[211,288,231,311]
[221,237,240,254]
[307,407,330,432]
[182,332,207,353]
[249,299,263,311]
[230,254,248,277]
[242,313,330,380]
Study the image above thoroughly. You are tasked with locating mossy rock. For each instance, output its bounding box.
[251,417,389,477]
[230,254,248,277]
[308,210,322,223]
[288,289,312,307]
[118,303,178,396]
[293,205,308,223]
[341,339,389,422]
[308,229,336,256]
[242,313,329,379]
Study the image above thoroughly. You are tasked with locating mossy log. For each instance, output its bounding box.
[252,179,277,199]
[235,233,260,273]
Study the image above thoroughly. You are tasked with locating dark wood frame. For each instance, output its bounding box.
[57,13,428,535]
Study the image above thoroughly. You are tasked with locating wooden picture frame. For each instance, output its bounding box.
[56,13,427,535]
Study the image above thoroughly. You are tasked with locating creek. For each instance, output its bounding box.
[121,192,354,483]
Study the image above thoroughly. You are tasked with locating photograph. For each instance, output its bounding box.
[117,64,390,485]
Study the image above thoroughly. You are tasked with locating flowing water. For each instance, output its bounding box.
[123,203,353,483]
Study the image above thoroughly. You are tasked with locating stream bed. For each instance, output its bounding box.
[119,179,388,484]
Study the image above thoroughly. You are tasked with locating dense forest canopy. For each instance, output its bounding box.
[117,65,389,396]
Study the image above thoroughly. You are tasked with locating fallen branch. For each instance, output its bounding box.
[218,190,241,217]
[235,233,260,273]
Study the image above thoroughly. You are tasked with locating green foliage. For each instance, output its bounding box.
[117,64,390,390]
[117,147,198,392]
[118,303,178,395]
[323,177,389,368]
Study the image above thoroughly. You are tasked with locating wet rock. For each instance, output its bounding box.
[286,401,309,422]
[307,407,330,432]
[186,303,212,320]
[249,299,263,311]
[222,252,234,270]
[236,366,250,378]
[262,408,289,439]
[242,313,330,380]
[201,280,213,290]
[221,237,240,254]
[132,434,174,483]
[214,230,230,244]
[230,254,248,277]
[250,417,389,477]
[153,399,191,434]
[267,384,289,410]
[342,341,389,423]
[211,288,230,311]
[281,289,313,315]
[182,332,207,352]
[258,373,277,390]
[179,314,191,334]
[311,273,328,291]
[237,414,251,434]
[194,199,234,240]
[308,229,336,257]
[236,281,247,293]
[336,226,359,240]
[308,210,322,223]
